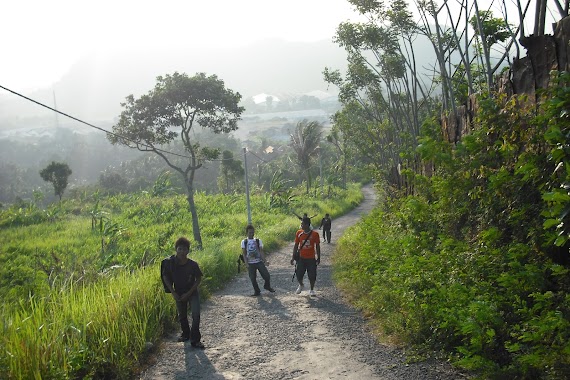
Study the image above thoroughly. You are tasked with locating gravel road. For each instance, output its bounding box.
[138,185,468,379]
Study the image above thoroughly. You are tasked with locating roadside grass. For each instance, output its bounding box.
[333,196,570,379]
[3,268,171,379]
[0,183,363,379]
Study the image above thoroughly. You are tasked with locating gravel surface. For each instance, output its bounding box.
[138,185,469,380]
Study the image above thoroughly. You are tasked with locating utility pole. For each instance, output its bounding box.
[319,147,323,196]
[243,147,252,225]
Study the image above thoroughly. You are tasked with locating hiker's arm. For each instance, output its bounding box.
[291,243,299,265]
[242,247,248,265]
[316,243,321,265]
[162,274,180,301]
[181,275,202,301]
[260,246,268,265]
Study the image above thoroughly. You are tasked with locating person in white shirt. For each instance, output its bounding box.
[241,224,275,296]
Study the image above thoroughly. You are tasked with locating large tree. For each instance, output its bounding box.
[39,161,72,201]
[109,72,244,249]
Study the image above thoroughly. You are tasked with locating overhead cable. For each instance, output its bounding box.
[0,84,262,163]
[0,84,189,159]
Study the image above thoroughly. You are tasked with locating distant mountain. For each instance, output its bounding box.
[0,38,349,129]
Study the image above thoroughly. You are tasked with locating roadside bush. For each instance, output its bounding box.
[334,84,570,378]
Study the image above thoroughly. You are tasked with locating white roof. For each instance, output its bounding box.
[252,93,281,104]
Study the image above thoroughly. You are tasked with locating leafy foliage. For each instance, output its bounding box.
[109,72,245,248]
[39,161,72,201]
[540,73,570,248]
[217,150,244,194]
[335,78,570,378]
[289,119,323,193]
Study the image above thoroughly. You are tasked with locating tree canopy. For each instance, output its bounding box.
[109,72,244,248]
[39,161,72,201]
[289,120,323,193]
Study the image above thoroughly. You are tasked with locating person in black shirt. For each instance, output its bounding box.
[161,237,204,348]
[319,213,332,243]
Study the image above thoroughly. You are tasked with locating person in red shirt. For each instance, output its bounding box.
[290,217,321,296]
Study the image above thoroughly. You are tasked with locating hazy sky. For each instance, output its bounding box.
[2,0,558,93]
[2,0,362,91]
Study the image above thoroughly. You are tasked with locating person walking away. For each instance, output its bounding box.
[241,224,275,296]
[319,213,332,243]
[161,237,205,348]
[294,212,317,229]
[290,217,321,296]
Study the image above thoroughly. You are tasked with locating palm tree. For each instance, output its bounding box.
[289,119,323,193]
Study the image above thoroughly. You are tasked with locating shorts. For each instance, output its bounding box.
[296,258,317,283]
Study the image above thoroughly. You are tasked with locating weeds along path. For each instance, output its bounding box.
[139,184,466,380]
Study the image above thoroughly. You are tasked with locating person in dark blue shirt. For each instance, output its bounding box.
[319,213,332,243]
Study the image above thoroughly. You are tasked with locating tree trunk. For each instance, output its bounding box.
[342,160,347,190]
[185,183,203,250]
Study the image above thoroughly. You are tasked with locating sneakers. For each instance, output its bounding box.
[295,283,304,294]
[177,335,190,342]
[264,286,276,292]
[309,289,317,297]
[250,291,261,297]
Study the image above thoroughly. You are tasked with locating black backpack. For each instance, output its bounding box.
[160,255,175,293]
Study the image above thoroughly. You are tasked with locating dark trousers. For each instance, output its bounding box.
[176,293,201,343]
[296,258,317,283]
[247,261,271,292]
[323,229,331,243]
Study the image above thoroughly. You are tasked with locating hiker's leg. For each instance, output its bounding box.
[247,263,261,293]
[307,259,317,290]
[296,259,307,284]
[258,262,271,288]
[175,299,190,339]
[189,292,201,344]
[326,230,331,243]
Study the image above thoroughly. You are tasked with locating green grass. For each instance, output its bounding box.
[0,183,363,379]
[333,195,570,379]
[3,268,171,379]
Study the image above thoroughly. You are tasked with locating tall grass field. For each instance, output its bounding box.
[0,183,363,379]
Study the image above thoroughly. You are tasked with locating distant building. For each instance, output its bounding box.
[252,93,281,105]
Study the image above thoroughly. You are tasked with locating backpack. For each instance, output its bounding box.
[160,255,175,293]
[237,238,260,272]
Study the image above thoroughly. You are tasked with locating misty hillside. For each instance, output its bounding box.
[0,38,350,129]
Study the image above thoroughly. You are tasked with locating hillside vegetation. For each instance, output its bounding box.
[0,183,363,379]
[333,79,570,379]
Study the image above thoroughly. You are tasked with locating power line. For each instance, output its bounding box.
[246,149,269,163]
[0,84,263,164]
[0,84,191,159]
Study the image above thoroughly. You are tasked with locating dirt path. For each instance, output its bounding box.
[138,185,467,379]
